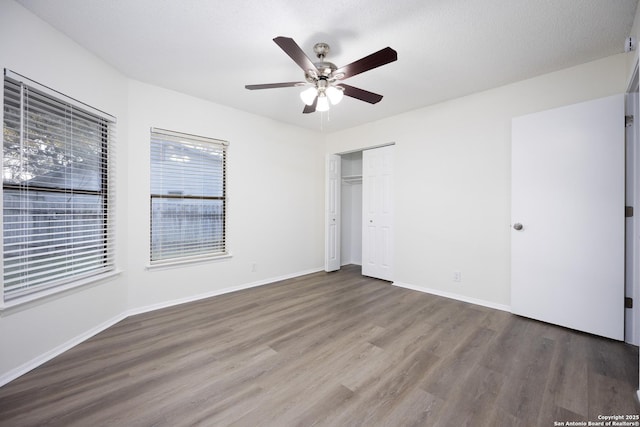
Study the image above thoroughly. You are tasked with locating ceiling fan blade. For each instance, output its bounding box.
[245,82,305,90]
[337,84,383,104]
[335,47,397,80]
[303,97,317,114]
[273,36,318,73]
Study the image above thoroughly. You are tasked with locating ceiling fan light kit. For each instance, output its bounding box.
[300,86,317,105]
[245,36,397,114]
[326,86,344,105]
[316,94,330,112]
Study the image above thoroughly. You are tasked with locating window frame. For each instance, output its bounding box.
[148,127,229,268]
[1,69,117,308]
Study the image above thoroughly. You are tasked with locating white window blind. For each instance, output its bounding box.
[2,70,116,303]
[150,128,227,263]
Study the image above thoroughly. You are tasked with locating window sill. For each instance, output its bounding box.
[146,252,233,271]
[0,269,123,311]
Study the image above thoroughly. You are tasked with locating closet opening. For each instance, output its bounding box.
[325,144,395,281]
[340,151,363,269]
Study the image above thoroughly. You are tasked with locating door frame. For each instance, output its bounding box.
[625,62,640,346]
[624,58,640,403]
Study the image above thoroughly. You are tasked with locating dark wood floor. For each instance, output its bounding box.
[0,265,637,426]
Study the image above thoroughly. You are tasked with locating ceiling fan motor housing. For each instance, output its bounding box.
[306,61,337,82]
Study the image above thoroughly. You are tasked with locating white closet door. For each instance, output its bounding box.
[325,154,341,272]
[511,94,624,340]
[362,145,394,281]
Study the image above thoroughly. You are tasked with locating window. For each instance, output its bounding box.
[2,70,116,304]
[150,128,227,264]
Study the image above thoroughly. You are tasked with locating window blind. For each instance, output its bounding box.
[2,71,116,302]
[150,128,227,263]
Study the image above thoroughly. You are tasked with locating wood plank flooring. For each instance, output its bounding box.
[0,265,637,426]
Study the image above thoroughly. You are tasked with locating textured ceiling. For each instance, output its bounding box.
[15,0,639,132]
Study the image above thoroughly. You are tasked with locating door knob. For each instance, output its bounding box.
[513,223,523,231]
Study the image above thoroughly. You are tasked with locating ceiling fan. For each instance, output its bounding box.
[245,36,398,114]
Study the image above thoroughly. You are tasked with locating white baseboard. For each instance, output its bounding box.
[392,281,511,313]
[636,389,640,404]
[0,312,127,388]
[0,267,323,388]
[127,267,324,317]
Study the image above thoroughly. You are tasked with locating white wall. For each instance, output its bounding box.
[0,0,129,381]
[126,80,324,311]
[0,0,325,385]
[326,53,629,309]
[627,2,640,79]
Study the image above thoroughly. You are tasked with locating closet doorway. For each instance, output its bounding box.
[325,144,394,281]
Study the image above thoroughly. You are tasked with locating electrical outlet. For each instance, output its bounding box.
[251,263,257,272]
[453,271,461,282]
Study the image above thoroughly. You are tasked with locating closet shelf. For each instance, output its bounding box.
[342,175,363,184]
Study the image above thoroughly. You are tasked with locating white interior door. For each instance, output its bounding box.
[325,154,341,272]
[362,145,394,281]
[511,94,624,340]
